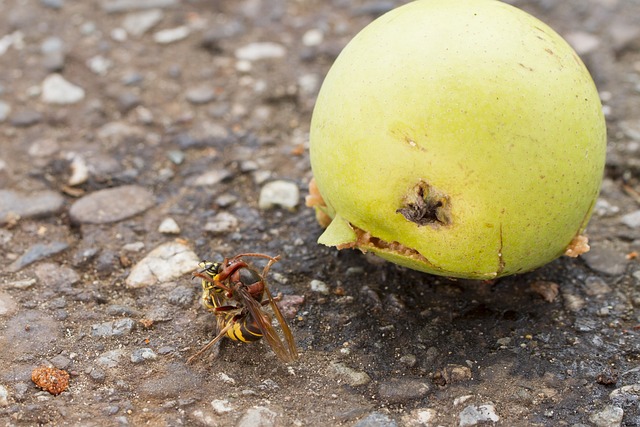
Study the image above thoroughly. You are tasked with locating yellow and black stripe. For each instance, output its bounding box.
[224,312,263,342]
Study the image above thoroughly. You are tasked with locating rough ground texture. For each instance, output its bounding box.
[0,0,639,426]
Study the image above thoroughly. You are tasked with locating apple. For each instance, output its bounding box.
[308,0,606,279]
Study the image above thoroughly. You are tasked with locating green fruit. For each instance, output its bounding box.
[308,0,606,279]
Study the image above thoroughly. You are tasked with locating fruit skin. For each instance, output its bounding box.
[309,0,606,279]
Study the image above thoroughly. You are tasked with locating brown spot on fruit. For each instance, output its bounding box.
[396,180,450,227]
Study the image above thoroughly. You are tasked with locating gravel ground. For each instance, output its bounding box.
[1,0,640,426]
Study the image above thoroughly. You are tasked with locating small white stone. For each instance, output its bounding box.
[123,9,163,37]
[235,42,286,61]
[211,399,233,415]
[153,26,190,44]
[87,55,112,76]
[125,241,200,287]
[67,153,89,186]
[158,217,181,234]
[41,74,85,104]
[0,384,8,406]
[621,210,640,228]
[259,180,299,210]
[0,101,11,122]
[302,29,324,47]
[204,212,238,234]
[310,279,329,295]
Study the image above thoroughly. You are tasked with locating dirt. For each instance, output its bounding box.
[1,0,639,426]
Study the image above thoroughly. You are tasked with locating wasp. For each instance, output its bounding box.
[187,253,298,363]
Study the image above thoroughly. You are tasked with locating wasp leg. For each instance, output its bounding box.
[187,321,235,365]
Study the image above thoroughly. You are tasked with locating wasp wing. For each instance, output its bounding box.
[237,286,297,363]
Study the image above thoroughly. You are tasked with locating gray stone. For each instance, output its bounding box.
[328,361,371,386]
[102,0,177,13]
[91,318,136,337]
[8,242,69,272]
[0,100,10,121]
[622,210,640,228]
[259,180,299,210]
[153,26,190,44]
[235,42,286,61]
[459,404,500,426]
[204,212,238,234]
[237,406,277,427]
[34,263,80,289]
[187,169,232,187]
[378,378,430,404]
[28,139,60,157]
[0,385,8,406]
[565,31,600,55]
[125,241,200,287]
[131,348,158,363]
[167,285,195,307]
[158,217,181,234]
[310,279,330,295]
[96,349,126,368]
[40,0,64,9]
[0,189,65,224]
[609,384,640,404]
[41,74,85,104]
[89,367,106,382]
[69,185,155,224]
[10,110,42,127]
[50,354,71,369]
[185,85,216,104]
[353,412,398,427]
[581,245,627,276]
[589,405,624,427]
[122,9,163,36]
[0,292,18,317]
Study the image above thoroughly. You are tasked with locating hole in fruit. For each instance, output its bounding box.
[396,180,450,227]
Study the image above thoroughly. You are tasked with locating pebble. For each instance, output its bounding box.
[125,241,200,287]
[167,285,194,307]
[441,364,472,384]
[302,29,324,47]
[0,292,18,317]
[583,276,611,296]
[87,55,112,76]
[609,383,640,404]
[402,409,437,426]
[34,263,80,288]
[106,305,141,317]
[353,412,397,427]
[581,245,627,276]
[0,384,8,406]
[0,189,65,224]
[91,318,136,337]
[41,74,85,104]
[96,349,126,368]
[158,217,181,234]
[235,42,286,61]
[50,354,71,369]
[210,399,233,415]
[328,361,371,387]
[153,26,190,44]
[8,242,69,272]
[621,210,640,228]
[204,212,238,234]
[236,406,277,427]
[458,404,500,426]
[89,367,106,382]
[185,85,217,104]
[122,9,163,36]
[378,378,430,404]
[0,101,10,121]
[69,185,155,224]
[28,139,60,157]
[310,279,330,295]
[259,180,299,210]
[67,153,89,186]
[102,0,178,13]
[131,348,158,363]
[589,405,624,427]
[187,169,232,187]
[9,110,42,127]
[40,0,64,9]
